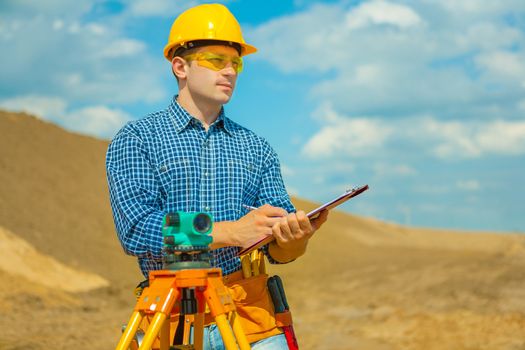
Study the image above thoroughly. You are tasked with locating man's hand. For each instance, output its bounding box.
[233,204,287,247]
[269,210,329,262]
[210,204,286,249]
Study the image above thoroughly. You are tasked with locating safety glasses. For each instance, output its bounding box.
[183,52,243,74]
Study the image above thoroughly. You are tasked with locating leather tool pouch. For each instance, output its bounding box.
[205,273,282,343]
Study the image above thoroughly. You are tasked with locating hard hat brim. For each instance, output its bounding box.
[164,40,257,61]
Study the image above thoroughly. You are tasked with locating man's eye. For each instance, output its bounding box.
[208,58,224,64]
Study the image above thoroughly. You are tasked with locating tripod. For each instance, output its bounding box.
[116,212,251,350]
[116,266,250,350]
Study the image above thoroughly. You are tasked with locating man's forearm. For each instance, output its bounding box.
[210,221,238,249]
[267,241,306,263]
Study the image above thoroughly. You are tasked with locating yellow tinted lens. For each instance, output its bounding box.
[231,56,243,73]
[199,54,228,70]
[184,53,243,73]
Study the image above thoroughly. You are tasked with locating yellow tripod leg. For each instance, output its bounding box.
[215,314,241,350]
[139,312,168,350]
[159,315,170,350]
[116,311,143,350]
[230,312,251,350]
[116,311,144,350]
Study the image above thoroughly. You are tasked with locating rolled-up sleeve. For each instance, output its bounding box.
[106,125,165,260]
[255,142,296,264]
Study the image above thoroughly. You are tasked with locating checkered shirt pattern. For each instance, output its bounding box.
[106,96,295,277]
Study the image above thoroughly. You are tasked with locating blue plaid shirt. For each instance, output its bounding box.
[106,96,295,277]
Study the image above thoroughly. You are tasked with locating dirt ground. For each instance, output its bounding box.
[1,111,524,350]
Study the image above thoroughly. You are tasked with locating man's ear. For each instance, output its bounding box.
[172,57,188,80]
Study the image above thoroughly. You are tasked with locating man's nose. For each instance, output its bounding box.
[222,63,237,75]
[221,63,237,75]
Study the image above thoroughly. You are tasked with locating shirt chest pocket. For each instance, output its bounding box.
[157,158,194,205]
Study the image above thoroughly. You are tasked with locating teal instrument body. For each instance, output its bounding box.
[162,212,213,248]
[162,211,214,270]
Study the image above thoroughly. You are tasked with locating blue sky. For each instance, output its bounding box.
[1,0,524,232]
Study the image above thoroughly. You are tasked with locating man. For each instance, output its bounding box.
[106,3,328,349]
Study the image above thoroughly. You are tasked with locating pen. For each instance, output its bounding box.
[242,204,286,219]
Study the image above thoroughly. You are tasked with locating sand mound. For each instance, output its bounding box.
[0,226,109,292]
[0,110,142,288]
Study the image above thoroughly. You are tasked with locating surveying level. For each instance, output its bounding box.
[162,212,213,270]
[116,212,251,350]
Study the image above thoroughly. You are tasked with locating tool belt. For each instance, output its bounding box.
[133,250,294,345]
[207,270,282,343]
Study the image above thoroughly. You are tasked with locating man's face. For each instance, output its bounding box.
[183,45,240,105]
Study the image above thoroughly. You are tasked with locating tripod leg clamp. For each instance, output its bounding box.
[134,279,149,299]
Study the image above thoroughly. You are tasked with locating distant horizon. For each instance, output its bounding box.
[1,0,524,233]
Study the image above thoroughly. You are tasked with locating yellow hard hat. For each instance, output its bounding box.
[163,3,257,61]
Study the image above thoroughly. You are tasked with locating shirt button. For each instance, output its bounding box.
[204,172,209,177]
[204,206,211,212]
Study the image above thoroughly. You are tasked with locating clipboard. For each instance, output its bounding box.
[237,184,369,256]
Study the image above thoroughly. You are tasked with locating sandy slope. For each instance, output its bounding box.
[0,225,108,292]
[0,110,524,350]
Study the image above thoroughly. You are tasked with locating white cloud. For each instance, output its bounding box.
[248,3,345,73]
[250,0,525,120]
[413,184,449,195]
[0,95,131,139]
[285,185,299,197]
[475,51,525,80]
[438,0,525,16]
[0,0,94,17]
[302,113,525,159]
[330,163,356,173]
[426,119,525,158]
[475,120,525,156]
[312,102,343,123]
[345,0,423,30]
[302,117,392,158]
[422,118,483,158]
[250,1,426,74]
[65,106,131,139]
[374,163,417,177]
[0,4,166,106]
[96,39,146,59]
[287,2,525,163]
[52,20,64,31]
[124,0,199,17]
[280,164,295,177]
[0,95,66,119]
[457,23,522,51]
[354,64,384,85]
[457,179,480,191]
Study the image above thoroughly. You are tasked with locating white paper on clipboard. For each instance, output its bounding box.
[237,184,369,256]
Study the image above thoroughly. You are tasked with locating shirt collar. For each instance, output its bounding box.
[168,96,233,136]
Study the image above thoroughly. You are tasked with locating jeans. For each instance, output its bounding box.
[193,324,289,350]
